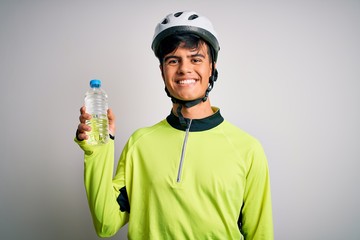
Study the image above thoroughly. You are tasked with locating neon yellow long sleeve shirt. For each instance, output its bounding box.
[76,108,273,239]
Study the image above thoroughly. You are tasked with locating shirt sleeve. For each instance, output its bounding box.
[75,138,129,237]
[240,141,274,240]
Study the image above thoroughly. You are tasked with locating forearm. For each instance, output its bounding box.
[241,142,274,239]
[241,173,273,240]
[76,139,128,237]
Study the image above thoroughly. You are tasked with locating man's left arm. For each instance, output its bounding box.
[240,141,274,240]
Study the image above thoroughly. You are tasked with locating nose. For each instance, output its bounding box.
[177,59,192,74]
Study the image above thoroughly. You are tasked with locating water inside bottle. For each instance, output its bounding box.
[86,114,109,145]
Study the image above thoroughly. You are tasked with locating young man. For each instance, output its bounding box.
[76,11,273,239]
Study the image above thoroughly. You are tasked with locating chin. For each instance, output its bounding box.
[176,92,204,100]
[178,95,201,101]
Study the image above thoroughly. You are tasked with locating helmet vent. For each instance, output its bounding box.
[188,14,199,20]
[161,18,169,24]
[174,12,183,17]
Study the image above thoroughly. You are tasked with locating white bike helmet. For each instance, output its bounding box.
[151,11,220,61]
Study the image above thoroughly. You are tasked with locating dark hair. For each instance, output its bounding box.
[156,33,214,64]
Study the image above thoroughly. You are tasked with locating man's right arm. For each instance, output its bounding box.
[75,138,129,237]
[75,106,129,237]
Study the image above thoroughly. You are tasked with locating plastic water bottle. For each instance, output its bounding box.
[84,79,109,145]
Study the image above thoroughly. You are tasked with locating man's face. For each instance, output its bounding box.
[160,42,212,101]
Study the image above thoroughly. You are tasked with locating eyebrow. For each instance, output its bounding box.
[163,53,206,62]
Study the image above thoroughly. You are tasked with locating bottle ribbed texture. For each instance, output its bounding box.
[84,80,109,145]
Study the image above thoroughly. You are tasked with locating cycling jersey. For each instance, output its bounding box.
[76,107,273,239]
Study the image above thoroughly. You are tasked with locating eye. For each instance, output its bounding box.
[166,58,179,65]
[192,58,203,64]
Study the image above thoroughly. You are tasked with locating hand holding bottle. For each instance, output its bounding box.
[76,106,116,142]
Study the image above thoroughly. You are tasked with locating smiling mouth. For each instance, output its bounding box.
[176,79,197,85]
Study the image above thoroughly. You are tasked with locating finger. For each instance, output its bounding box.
[80,106,90,115]
[79,122,91,131]
[76,123,91,140]
[77,131,89,141]
[79,112,91,123]
[79,105,91,123]
[77,106,91,141]
[80,106,86,114]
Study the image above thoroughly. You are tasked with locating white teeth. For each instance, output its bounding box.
[178,79,196,84]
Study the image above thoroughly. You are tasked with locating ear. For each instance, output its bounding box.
[210,62,216,75]
[159,64,165,81]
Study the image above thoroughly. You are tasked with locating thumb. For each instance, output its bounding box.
[107,108,116,135]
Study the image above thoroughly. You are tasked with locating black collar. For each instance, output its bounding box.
[166,108,224,132]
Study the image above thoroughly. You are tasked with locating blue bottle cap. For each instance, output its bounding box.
[90,79,101,88]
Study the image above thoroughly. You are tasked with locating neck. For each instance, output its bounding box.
[172,99,214,119]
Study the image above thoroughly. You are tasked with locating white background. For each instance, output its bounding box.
[1,0,359,239]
